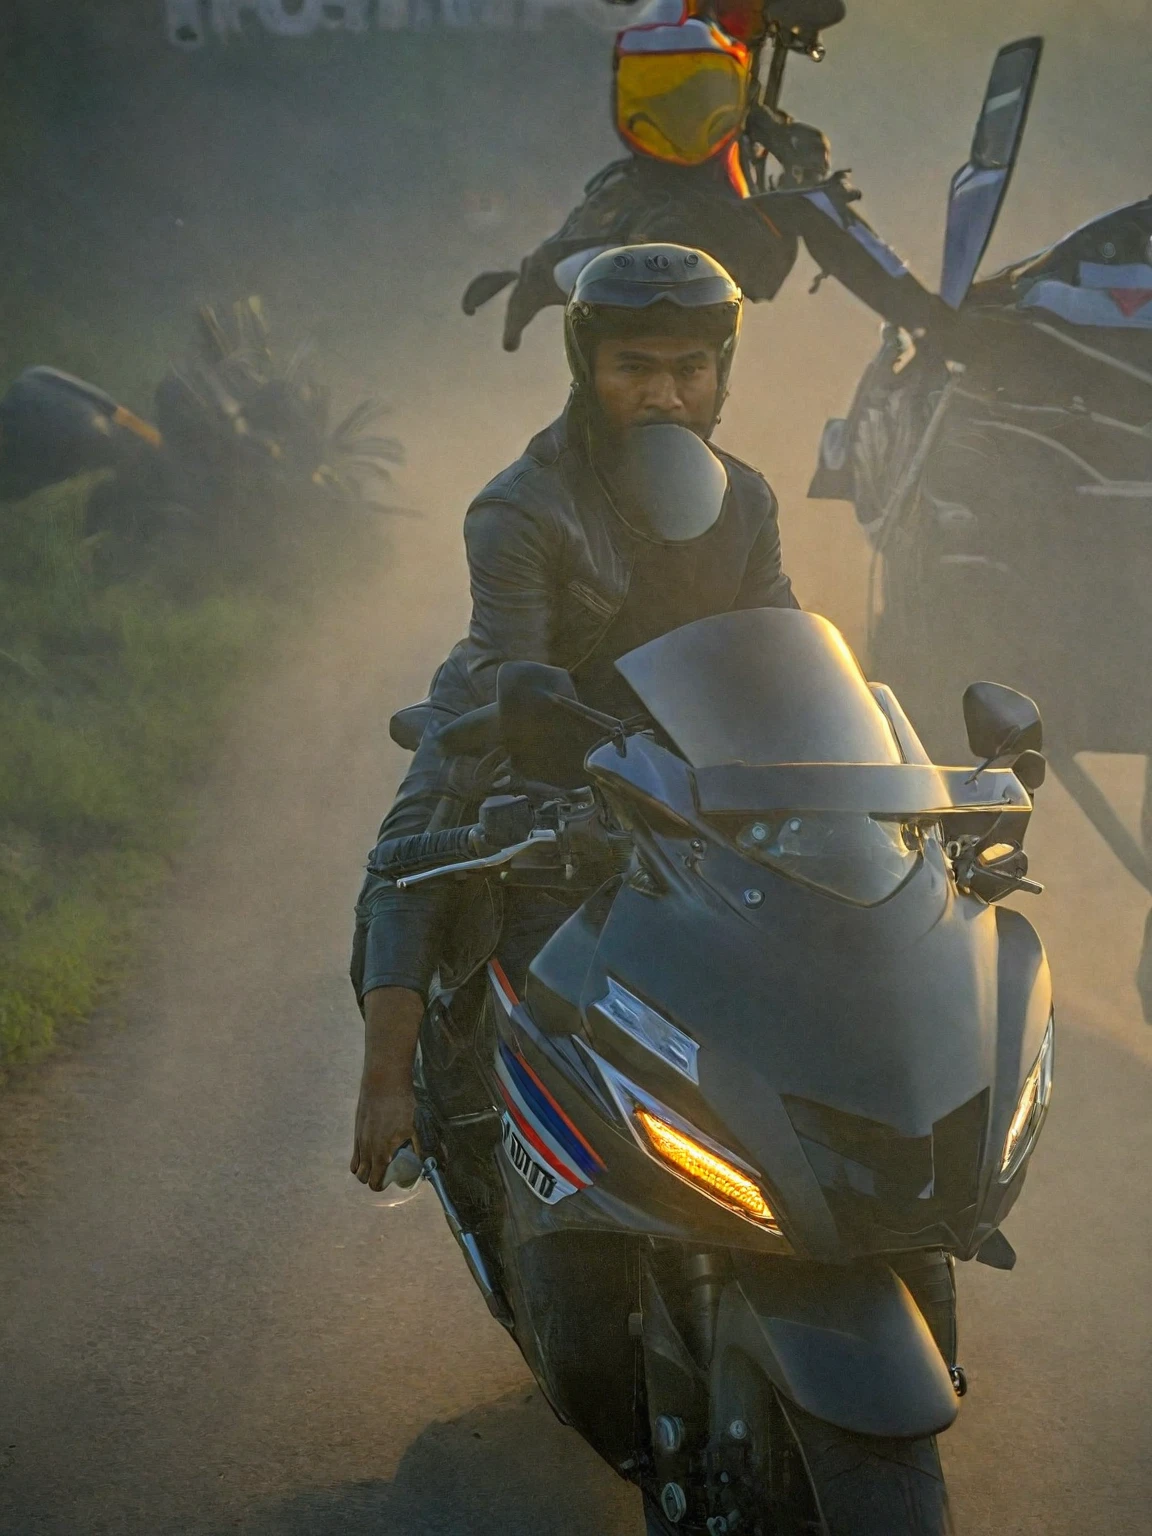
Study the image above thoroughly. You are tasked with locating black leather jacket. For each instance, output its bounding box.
[351,403,797,1001]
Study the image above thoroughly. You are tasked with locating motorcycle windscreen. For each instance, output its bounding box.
[615,20,751,167]
[940,36,1042,309]
[614,608,902,768]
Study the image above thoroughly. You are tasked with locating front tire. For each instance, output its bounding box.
[781,1399,952,1535]
[704,1352,952,1536]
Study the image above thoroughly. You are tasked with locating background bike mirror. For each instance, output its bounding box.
[609,423,728,544]
[940,36,1042,308]
[763,0,847,29]
[963,680,1043,760]
[972,38,1042,170]
[497,660,599,787]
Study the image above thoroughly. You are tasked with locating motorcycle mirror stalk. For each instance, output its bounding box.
[549,691,634,756]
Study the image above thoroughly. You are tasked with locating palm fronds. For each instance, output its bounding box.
[160,297,403,505]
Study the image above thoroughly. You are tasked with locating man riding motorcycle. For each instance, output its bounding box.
[350,244,798,1191]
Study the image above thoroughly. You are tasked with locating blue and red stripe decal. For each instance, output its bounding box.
[488,961,604,1195]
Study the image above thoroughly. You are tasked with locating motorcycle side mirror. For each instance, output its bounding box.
[971,38,1042,172]
[1013,749,1046,793]
[435,664,626,786]
[462,269,518,317]
[763,0,846,29]
[389,700,434,752]
[497,661,601,788]
[963,681,1043,762]
[435,702,500,758]
[940,36,1043,308]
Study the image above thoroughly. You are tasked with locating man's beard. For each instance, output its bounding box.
[583,401,714,474]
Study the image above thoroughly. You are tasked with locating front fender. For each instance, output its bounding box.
[712,1255,958,1439]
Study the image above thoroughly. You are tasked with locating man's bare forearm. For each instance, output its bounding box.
[362,985,423,1083]
[351,987,424,1189]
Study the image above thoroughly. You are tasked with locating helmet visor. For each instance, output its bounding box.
[574,274,741,310]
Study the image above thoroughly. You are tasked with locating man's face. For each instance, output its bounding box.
[593,334,720,437]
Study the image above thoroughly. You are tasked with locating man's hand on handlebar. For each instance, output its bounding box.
[350,986,423,1191]
[747,104,831,189]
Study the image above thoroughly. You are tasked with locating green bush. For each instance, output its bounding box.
[0,476,277,1071]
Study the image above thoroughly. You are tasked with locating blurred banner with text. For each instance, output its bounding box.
[163,0,621,45]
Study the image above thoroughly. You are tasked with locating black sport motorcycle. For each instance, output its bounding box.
[811,35,1152,1017]
[370,488,1053,1531]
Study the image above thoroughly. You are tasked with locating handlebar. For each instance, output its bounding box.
[366,786,626,892]
[366,793,543,883]
[366,823,482,881]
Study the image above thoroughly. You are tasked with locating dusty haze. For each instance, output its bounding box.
[0,3,1150,1532]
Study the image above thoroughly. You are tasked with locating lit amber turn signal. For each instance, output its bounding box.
[635,1109,779,1230]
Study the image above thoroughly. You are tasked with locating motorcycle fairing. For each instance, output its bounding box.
[494,1038,604,1200]
[490,960,605,1204]
[943,164,1012,311]
[712,1254,958,1438]
[492,1188,641,1473]
[491,968,798,1250]
[976,195,1152,306]
[576,860,995,1256]
[494,826,1037,1263]
[499,1112,581,1206]
[614,608,903,769]
[977,907,1052,1238]
[1018,263,1152,329]
[460,612,1048,1301]
[555,613,1049,1260]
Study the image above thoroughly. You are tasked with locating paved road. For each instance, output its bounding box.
[2,468,1151,1536]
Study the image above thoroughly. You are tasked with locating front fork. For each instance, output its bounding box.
[888,1248,958,1368]
[639,1245,783,1532]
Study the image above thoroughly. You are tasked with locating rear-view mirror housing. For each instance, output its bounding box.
[963,681,1043,761]
[497,661,596,788]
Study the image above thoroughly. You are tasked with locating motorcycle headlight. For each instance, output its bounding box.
[1000,1015,1054,1181]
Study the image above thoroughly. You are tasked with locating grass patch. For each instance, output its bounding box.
[0,473,309,1074]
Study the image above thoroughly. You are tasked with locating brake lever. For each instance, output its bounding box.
[984,867,1044,896]
[395,828,558,889]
